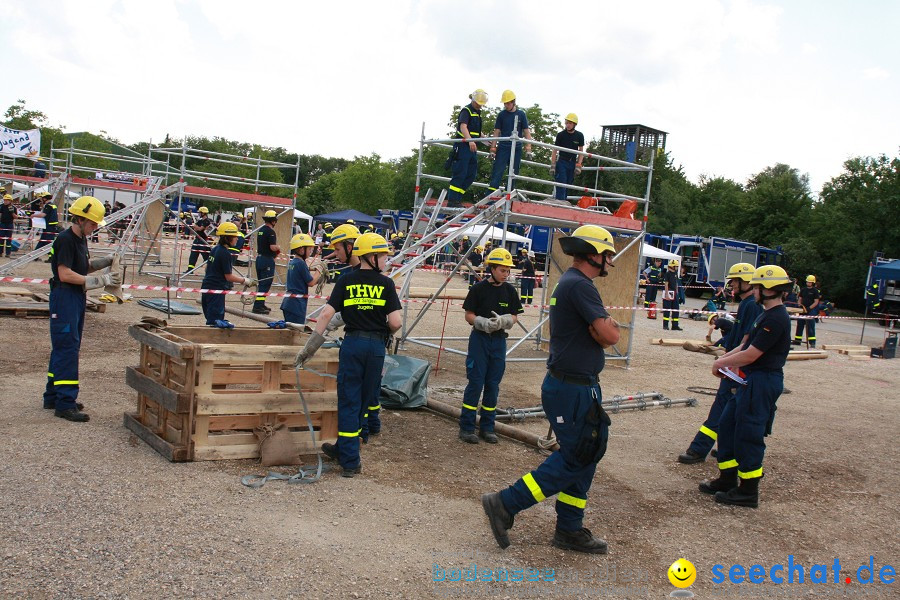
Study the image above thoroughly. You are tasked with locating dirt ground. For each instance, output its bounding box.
[1,244,898,599]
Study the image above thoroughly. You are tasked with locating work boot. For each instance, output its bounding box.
[699,467,737,495]
[672,326,683,331]
[677,449,705,464]
[252,306,270,315]
[45,402,83,411]
[321,442,339,461]
[791,340,801,346]
[54,408,90,422]
[478,430,498,444]
[459,429,479,444]
[552,527,608,554]
[715,477,760,508]
[481,492,513,549]
[341,465,362,478]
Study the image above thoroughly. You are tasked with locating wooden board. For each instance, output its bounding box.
[0,301,50,317]
[651,338,707,346]
[821,344,868,351]
[0,286,36,297]
[541,232,639,362]
[786,351,828,361]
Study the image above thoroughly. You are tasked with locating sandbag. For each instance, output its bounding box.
[254,423,301,466]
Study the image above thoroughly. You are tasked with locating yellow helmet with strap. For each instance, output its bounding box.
[559,225,616,256]
[565,113,578,124]
[68,196,106,226]
[486,248,514,267]
[264,209,277,219]
[290,233,314,250]
[726,262,755,282]
[751,265,791,289]
[329,224,360,248]
[216,222,239,236]
[352,232,391,256]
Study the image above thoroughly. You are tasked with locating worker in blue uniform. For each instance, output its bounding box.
[793,275,820,347]
[458,248,524,444]
[662,259,682,330]
[253,209,281,314]
[519,250,536,304]
[186,206,212,273]
[866,281,882,312]
[488,90,534,192]
[678,263,762,464]
[701,265,792,508]
[43,197,121,422]
[643,258,663,314]
[34,191,59,251]
[482,225,620,554]
[447,89,488,203]
[1,194,16,257]
[295,233,402,477]
[550,113,585,201]
[281,233,322,325]
[201,222,256,326]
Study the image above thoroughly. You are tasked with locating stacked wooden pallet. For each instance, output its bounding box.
[0,285,106,317]
[821,344,871,361]
[124,325,339,462]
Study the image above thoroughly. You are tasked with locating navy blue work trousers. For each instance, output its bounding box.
[43,285,86,411]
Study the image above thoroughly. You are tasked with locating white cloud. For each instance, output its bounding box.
[862,67,890,80]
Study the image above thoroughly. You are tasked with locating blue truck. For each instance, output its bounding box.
[667,234,784,297]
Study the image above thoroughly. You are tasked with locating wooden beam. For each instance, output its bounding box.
[125,366,192,414]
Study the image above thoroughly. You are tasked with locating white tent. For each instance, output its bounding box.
[641,243,680,262]
[454,224,531,249]
[243,206,312,231]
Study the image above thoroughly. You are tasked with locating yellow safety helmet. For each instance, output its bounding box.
[398,231,405,237]
[485,248,514,267]
[264,209,277,219]
[726,262,755,282]
[806,275,816,283]
[474,246,482,253]
[216,222,239,236]
[708,313,718,324]
[323,222,333,230]
[329,223,361,248]
[390,233,398,239]
[290,233,315,250]
[470,88,488,106]
[559,224,616,256]
[484,239,493,246]
[68,196,106,226]
[353,232,391,256]
[501,89,516,104]
[2,194,12,201]
[668,259,680,268]
[198,206,209,214]
[346,219,355,224]
[751,265,791,289]
[565,113,579,125]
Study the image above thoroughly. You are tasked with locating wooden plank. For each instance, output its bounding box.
[0,286,35,296]
[510,199,643,231]
[821,344,868,351]
[125,366,192,414]
[128,325,194,359]
[206,412,327,431]
[261,361,281,392]
[123,412,191,462]
[85,297,107,313]
[192,436,332,461]
[786,352,828,361]
[650,338,701,346]
[195,391,336,415]
[165,325,302,346]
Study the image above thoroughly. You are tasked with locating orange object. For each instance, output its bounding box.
[613,199,637,220]
[577,196,596,209]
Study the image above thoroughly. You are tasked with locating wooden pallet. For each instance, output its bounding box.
[124,325,339,462]
[0,289,105,316]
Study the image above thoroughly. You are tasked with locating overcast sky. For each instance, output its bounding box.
[2,0,897,195]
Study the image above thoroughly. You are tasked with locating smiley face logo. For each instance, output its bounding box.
[668,558,697,588]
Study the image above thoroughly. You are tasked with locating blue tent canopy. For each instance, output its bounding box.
[313,209,389,230]
[871,260,900,282]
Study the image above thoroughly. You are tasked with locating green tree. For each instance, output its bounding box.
[298,172,340,216]
[2,100,68,174]
[333,154,398,215]
[738,163,813,248]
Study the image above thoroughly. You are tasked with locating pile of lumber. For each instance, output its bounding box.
[0,285,106,317]
[821,344,871,361]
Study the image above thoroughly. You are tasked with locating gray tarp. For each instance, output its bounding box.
[380,355,431,409]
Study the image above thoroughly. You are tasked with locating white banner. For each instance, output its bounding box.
[0,127,41,159]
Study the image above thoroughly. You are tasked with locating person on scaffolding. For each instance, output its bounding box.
[446,89,488,204]
[550,113,585,201]
[488,90,534,193]
[185,206,212,274]
[252,209,281,314]
[482,225,619,554]
[458,248,523,445]
[294,233,402,477]
[201,222,256,327]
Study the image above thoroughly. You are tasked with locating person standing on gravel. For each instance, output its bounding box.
[43,197,121,422]
[678,263,761,465]
[458,248,523,445]
[482,225,619,554]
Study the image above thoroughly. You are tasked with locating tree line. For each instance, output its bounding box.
[4,100,898,310]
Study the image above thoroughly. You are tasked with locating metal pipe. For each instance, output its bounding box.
[604,397,697,412]
[425,398,558,450]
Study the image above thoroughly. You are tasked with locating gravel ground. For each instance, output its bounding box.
[1,246,898,599]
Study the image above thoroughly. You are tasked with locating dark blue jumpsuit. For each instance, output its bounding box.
[459,278,524,434]
[36,201,59,250]
[187,217,211,272]
[43,229,89,411]
[281,256,312,324]
[662,267,680,329]
[254,224,278,311]
[201,244,234,325]
[499,268,612,532]
[794,285,820,346]
[519,257,536,304]
[687,294,763,457]
[716,305,790,482]
[326,269,401,470]
[489,108,529,191]
[447,104,483,203]
[553,128,584,200]
[0,201,15,257]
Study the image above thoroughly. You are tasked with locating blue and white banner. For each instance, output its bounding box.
[0,127,41,158]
